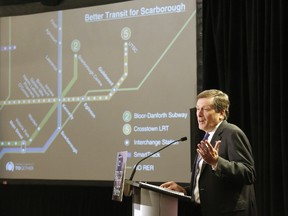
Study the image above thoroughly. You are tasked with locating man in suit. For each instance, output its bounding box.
[161,89,257,216]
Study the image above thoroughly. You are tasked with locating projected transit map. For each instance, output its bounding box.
[0,0,197,183]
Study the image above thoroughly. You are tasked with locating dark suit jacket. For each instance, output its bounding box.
[189,120,258,216]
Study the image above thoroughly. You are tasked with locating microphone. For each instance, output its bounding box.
[128,137,187,181]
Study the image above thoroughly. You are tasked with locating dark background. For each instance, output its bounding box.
[1,0,287,216]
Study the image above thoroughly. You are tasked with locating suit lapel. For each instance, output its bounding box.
[200,121,226,172]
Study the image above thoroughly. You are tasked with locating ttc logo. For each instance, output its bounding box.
[6,161,15,172]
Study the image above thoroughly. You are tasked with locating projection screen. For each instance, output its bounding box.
[0,0,198,184]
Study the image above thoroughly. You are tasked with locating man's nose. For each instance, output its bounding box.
[197,110,203,116]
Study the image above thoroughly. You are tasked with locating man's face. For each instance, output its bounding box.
[196,97,223,132]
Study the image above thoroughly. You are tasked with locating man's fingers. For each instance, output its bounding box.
[214,140,221,151]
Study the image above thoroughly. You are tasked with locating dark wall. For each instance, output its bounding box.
[0,0,128,16]
[0,184,132,216]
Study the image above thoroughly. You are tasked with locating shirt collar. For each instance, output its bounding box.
[206,121,222,142]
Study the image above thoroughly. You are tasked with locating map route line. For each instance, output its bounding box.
[0,8,196,159]
[0,17,12,112]
[116,8,196,92]
[61,54,78,99]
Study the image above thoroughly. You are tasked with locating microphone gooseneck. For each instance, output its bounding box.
[128,137,187,181]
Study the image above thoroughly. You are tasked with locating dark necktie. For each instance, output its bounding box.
[192,133,210,190]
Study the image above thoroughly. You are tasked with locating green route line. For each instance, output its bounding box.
[61,10,196,128]
[133,9,196,91]
[61,54,78,98]
[28,101,59,145]
[0,10,196,105]
[0,101,59,148]
[88,10,197,94]
[61,42,130,129]
[62,10,197,132]
[0,9,196,147]
[0,17,12,112]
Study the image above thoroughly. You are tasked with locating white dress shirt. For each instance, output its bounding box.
[193,121,222,204]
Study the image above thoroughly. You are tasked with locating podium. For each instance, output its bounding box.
[124,180,191,216]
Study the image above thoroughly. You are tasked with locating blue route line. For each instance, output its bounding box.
[0,11,63,159]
